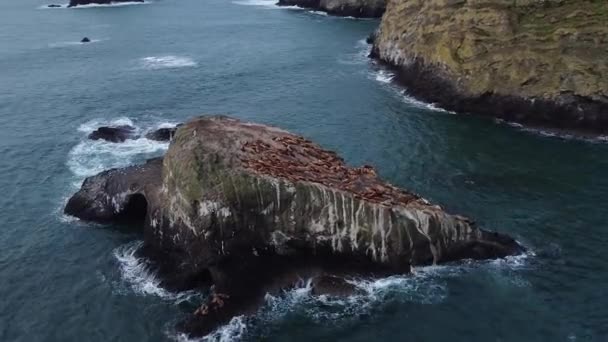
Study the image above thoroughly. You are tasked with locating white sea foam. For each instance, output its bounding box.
[113,241,200,302]
[495,119,608,143]
[231,0,279,7]
[400,91,455,113]
[374,69,394,83]
[139,56,197,70]
[309,10,328,16]
[172,316,247,342]
[67,117,168,184]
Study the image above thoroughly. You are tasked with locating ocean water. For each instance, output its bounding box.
[1,0,608,341]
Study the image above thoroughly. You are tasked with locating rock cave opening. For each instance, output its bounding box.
[116,194,148,227]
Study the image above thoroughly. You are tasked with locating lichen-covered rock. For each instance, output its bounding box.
[372,0,608,134]
[277,0,385,18]
[65,115,522,337]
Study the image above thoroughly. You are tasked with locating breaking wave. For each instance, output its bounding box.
[369,67,455,114]
[139,56,198,70]
[173,317,248,342]
[202,251,535,340]
[113,241,201,303]
[66,117,169,186]
[374,69,394,83]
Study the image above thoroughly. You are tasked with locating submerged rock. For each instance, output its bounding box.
[277,0,385,18]
[68,0,143,7]
[65,115,522,337]
[88,125,136,143]
[372,0,608,134]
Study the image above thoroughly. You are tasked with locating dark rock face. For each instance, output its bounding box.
[65,157,162,223]
[311,275,357,297]
[68,0,143,7]
[277,0,385,18]
[145,126,179,142]
[88,125,136,143]
[65,116,523,338]
[81,37,91,43]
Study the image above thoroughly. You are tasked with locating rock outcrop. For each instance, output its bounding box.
[87,125,179,143]
[68,0,143,7]
[65,116,522,337]
[88,125,136,143]
[277,0,385,18]
[145,126,179,142]
[371,0,608,134]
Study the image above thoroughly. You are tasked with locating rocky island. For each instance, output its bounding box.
[65,116,522,337]
[371,0,608,134]
[277,0,385,18]
[68,0,143,7]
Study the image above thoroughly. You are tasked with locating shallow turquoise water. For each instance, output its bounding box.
[1,0,608,341]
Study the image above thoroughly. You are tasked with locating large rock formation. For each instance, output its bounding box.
[68,0,143,7]
[277,0,386,18]
[65,116,522,337]
[371,0,608,134]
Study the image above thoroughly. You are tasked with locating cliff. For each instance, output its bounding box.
[65,116,522,337]
[371,0,608,134]
[277,0,386,18]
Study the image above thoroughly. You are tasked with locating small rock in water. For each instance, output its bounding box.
[47,4,62,7]
[81,37,91,43]
[88,125,136,143]
[145,125,181,142]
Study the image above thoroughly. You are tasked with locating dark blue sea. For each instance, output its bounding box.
[1,0,608,340]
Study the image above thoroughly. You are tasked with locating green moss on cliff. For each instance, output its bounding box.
[375,0,608,101]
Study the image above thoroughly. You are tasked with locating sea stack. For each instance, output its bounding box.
[65,115,523,337]
[371,0,608,134]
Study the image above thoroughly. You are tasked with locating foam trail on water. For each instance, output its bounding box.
[49,39,104,48]
[232,0,277,7]
[139,56,198,70]
[113,241,200,302]
[400,91,455,113]
[495,119,608,144]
